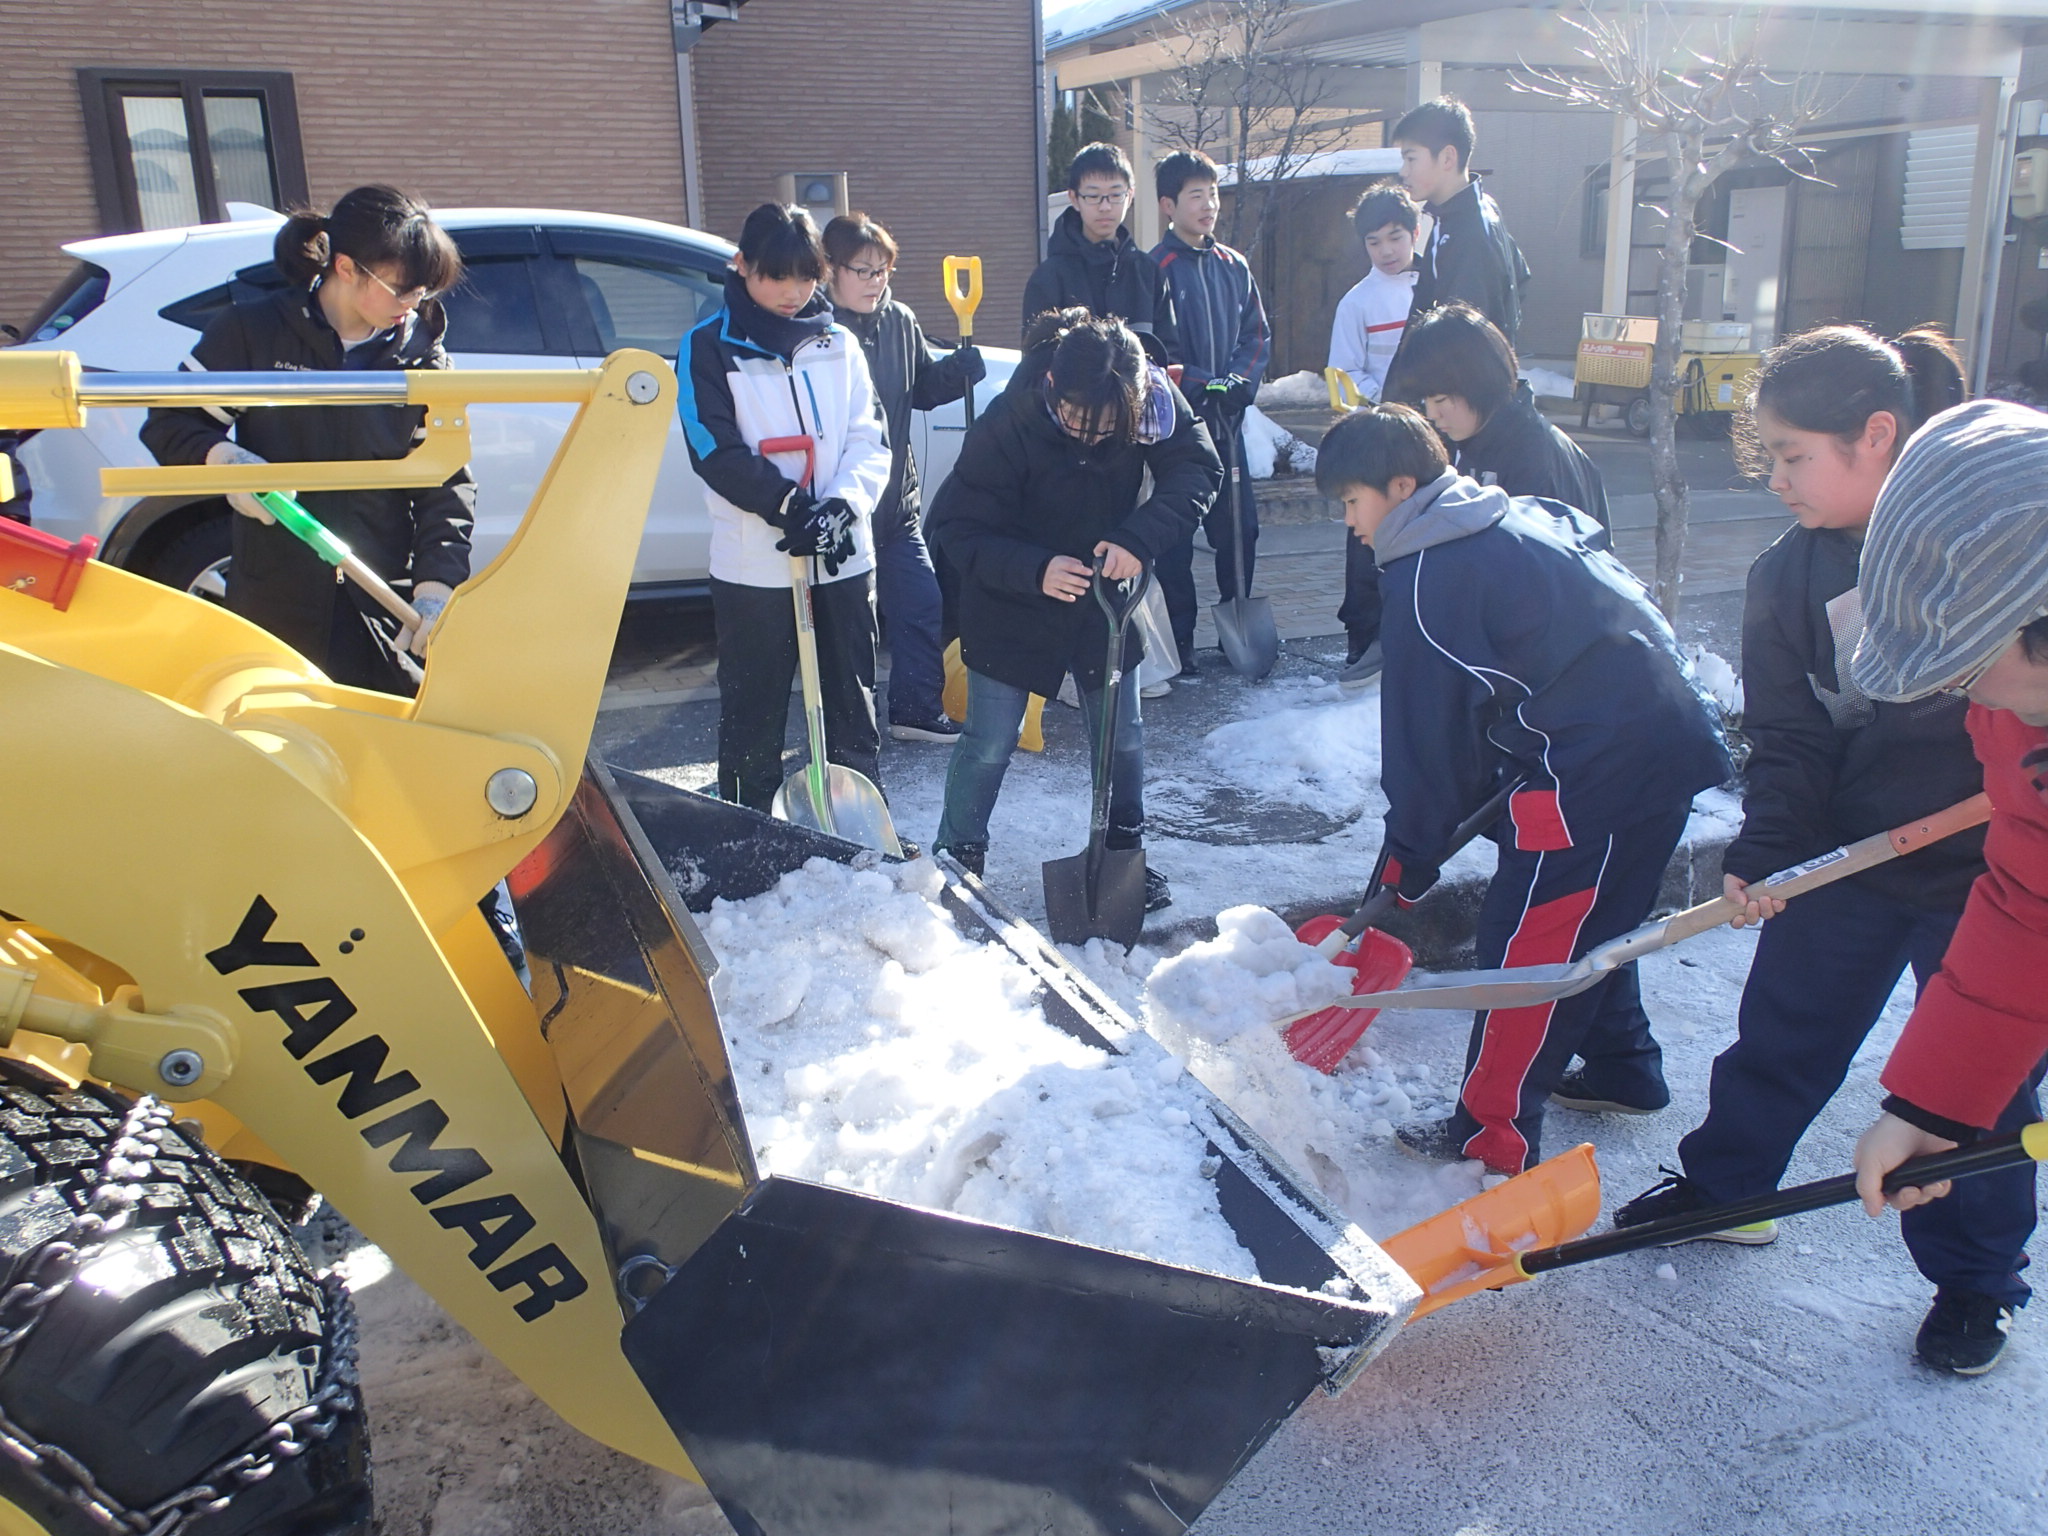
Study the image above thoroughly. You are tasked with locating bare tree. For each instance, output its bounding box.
[1147,0,1355,263]
[1515,5,1833,618]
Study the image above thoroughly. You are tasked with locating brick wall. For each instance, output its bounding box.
[691,0,1043,347]
[0,0,686,331]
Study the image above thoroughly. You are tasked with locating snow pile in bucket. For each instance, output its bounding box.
[1073,908,1492,1240]
[703,855,1258,1278]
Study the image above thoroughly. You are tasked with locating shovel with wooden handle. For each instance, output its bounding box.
[256,489,422,631]
[757,435,904,858]
[1274,793,1992,1028]
[942,255,983,424]
[1284,776,1526,1074]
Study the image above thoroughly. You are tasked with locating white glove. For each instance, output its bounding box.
[403,580,455,656]
[205,440,275,523]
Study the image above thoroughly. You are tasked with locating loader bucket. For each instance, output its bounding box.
[509,763,1419,1536]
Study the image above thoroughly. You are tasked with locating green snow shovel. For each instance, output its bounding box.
[1044,557,1152,949]
[758,435,904,858]
[1273,792,1992,1026]
[1206,401,1278,681]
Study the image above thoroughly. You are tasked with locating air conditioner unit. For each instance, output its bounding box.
[776,172,849,229]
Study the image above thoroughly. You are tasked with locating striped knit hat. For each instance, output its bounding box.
[1852,398,2048,702]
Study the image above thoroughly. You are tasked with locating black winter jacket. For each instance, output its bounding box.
[1149,230,1269,392]
[1722,524,1985,909]
[837,296,978,542]
[141,285,475,677]
[1453,395,1610,529]
[926,358,1220,698]
[1407,176,1530,342]
[1022,209,1181,364]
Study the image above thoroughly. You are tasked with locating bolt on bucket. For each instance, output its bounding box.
[507,761,1420,1536]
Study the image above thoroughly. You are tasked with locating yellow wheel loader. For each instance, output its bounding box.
[0,350,1418,1536]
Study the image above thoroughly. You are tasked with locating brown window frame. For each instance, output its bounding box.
[78,67,309,234]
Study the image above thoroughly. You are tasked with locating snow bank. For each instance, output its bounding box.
[1520,365,1577,401]
[1258,369,1337,409]
[703,854,1258,1278]
[1240,404,1317,479]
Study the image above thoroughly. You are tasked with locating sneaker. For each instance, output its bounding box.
[936,842,987,877]
[889,715,962,744]
[1338,642,1383,691]
[1143,866,1172,912]
[1139,678,1173,699]
[1612,1171,1778,1245]
[1550,1070,1669,1116]
[1916,1290,2017,1375]
[1393,1118,1517,1175]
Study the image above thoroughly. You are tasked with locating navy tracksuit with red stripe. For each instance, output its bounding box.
[1373,472,1732,1173]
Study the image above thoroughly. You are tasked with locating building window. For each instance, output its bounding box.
[78,69,308,233]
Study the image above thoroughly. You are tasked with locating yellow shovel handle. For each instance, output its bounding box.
[943,256,984,340]
[1324,366,1361,412]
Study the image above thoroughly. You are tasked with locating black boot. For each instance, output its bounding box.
[938,842,987,878]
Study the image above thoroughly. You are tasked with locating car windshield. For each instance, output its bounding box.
[19,264,110,344]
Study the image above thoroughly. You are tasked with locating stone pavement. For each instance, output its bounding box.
[599,415,1786,710]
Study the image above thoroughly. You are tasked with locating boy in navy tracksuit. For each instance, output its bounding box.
[1150,150,1271,666]
[1317,404,1730,1175]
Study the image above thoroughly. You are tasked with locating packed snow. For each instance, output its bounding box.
[1241,404,1319,479]
[699,852,1259,1279]
[1259,369,1342,410]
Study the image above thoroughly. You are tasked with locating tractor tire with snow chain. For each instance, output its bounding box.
[0,1058,371,1536]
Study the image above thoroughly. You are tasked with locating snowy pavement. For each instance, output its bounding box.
[338,654,2048,1535]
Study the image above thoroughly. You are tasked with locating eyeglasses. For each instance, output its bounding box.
[350,260,435,309]
[1074,190,1131,208]
[1938,645,2005,698]
[839,262,893,282]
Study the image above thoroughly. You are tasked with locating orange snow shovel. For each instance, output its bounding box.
[1285,777,1524,1073]
[1385,1124,2048,1322]
[1279,792,1992,1028]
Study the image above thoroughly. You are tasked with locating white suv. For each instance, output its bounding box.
[3,207,1013,598]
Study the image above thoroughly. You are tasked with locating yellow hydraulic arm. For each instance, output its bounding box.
[0,348,702,1477]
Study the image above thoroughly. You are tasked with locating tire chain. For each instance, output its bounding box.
[0,1089,362,1536]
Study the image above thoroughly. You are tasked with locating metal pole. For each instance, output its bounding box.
[76,372,410,408]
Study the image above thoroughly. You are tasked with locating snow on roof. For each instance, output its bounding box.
[1043,0,1194,48]
[1217,147,1404,186]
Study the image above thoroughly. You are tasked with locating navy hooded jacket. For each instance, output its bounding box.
[1373,472,1731,894]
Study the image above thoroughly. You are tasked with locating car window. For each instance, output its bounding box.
[440,256,549,355]
[567,254,722,356]
[24,264,109,342]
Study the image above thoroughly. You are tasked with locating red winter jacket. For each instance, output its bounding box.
[1882,707,2048,1129]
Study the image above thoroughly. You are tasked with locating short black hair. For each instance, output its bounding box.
[1316,403,1450,496]
[736,203,827,282]
[1390,97,1476,170]
[1394,302,1519,420]
[1068,141,1134,193]
[1156,149,1219,203]
[1351,180,1420,238]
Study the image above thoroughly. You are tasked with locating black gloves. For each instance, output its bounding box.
[775,494,859,575]
[1379,854,1440,908]
[954,343,987,384]
[1203,374,1258,414]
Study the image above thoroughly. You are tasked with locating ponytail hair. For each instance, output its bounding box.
[274,184,462,296]
[1740,322,1966,473]
[1027,309,1146,447]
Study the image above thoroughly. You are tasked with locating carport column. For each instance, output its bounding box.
[1959,73,2020,393]
[1602,116,1638,317]
[671,3,709,229]
[1129,75,1159,250]
[1407,59,1442,107]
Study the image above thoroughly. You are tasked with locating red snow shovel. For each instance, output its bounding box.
[1285,777,1524,1073]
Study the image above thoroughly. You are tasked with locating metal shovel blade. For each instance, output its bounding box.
[1213,594,1280,680]
[771,763,904,858]
[1042,844,1147,949]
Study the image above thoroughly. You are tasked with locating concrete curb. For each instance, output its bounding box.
[1140,829,1733,970]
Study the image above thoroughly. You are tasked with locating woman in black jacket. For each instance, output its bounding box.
[821,213,983,743]
[142,184,473,694]
[1394,301,1608,527]
[1613,327,2041,1377]
[927,310,1220,904]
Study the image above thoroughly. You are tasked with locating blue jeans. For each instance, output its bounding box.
[1679,877,2042,1305]
[873,522,945,725]
[935,668,1145,851]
